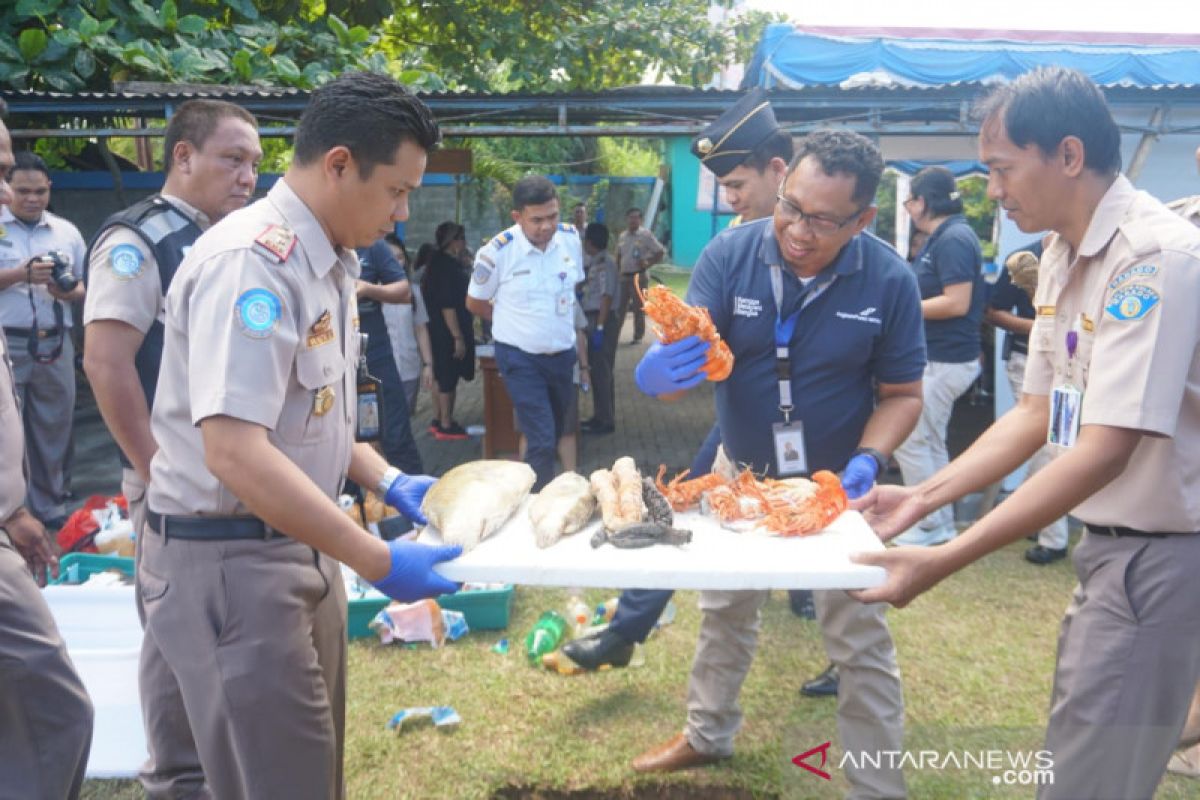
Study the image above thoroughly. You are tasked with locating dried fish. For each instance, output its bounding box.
[590,521,692,549]
[529,471,596,548]
[641,477,674,527]
[421,460,536,551]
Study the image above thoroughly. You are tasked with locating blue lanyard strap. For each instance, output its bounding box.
[770,264,834,422]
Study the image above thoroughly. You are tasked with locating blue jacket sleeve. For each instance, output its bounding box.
[873,268,927,385]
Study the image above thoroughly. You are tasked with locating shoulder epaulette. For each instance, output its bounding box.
[253,224,297,263]
[489,230,515,250]
[558,222,577,233]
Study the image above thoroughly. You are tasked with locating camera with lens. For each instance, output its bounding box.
[39,250,79,293]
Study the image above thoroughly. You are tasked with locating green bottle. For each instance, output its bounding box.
[524,611,567,665]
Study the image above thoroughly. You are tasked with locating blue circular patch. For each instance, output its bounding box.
[236,288,282,338]
[109,243,144,280]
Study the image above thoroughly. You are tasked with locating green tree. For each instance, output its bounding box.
[0,0,436,91]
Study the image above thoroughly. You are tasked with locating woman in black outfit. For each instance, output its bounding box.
[422,221,475,440]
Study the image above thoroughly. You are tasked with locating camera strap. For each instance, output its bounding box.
[25,290,65,365]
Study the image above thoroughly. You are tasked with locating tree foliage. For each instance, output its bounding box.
[0,0,436,91]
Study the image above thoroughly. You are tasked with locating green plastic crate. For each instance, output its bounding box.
[347,584,514,640]
[436,584,514,631]
[50,552,135,585]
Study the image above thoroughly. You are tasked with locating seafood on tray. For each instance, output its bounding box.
[656,465,848,537]
[638,283,733,381]
[590,521,693,549]
[589,458,646,531]
[422,460,536,551]
[528,471,596,548]
[587,458,693,549]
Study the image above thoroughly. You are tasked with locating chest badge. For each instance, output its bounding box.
[307,309,335,348]
[313,385,335,416]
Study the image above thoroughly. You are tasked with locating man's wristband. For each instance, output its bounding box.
[851,447,887,475]
[377,466,403,497]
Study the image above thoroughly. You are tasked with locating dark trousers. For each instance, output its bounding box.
[609,424,725,644]
[494,342,575,491]
[367,342,422,476]
[617,273,646,342]
[585,309,619,427]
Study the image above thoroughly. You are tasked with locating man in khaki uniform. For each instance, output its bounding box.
[614,207,664,344]
[0,100,94,800]
[855,67,1200,799]
[83,98,260,798]
[141,72,460,799]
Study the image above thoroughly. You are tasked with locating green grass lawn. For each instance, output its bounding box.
[82,535,1200,798]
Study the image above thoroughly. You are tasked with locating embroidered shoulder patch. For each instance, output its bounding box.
[109,243,145,280]
[1105,284,1160,322]
[253,225,297,263]
[489,231,514,250]
[557,222,576,233]
[1108,264,1157,290]
[236,288,283,338]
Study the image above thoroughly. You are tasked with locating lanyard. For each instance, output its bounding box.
[769,264,834,422]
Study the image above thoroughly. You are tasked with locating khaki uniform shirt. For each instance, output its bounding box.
[1026,175,1200,532]
[83,194,210,333]
[147,180,360,515]
[0,333,26,522]
[616,227,664,275]
[581,250,618,313]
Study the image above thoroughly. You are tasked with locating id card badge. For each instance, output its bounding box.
[1048,384,1082,448]
[356,380,382,442]
[772,421,808,476]
[556,290,572,316]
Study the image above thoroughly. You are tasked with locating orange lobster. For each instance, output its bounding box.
[655,465,725,512]
[638,282,734,381]
[761,471,848,537]
[655,465,848,537]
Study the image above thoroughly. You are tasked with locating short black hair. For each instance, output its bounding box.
[294,71,441,180]
[975,66,1121,175]
[742,129,795,173]
[584,222,609,249]
[626,207,642,217]
[511,175,557,210]
[383,232,409,265]
[909,166,963,217]
[163,99,257,173]
[573,201,586,210]
[11,150,50,179]
[789,129,885,208]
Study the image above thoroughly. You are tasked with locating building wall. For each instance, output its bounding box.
[666,136,734,268]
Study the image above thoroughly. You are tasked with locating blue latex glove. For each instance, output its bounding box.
[589,327,605,350]
[634,335,711,397]
[840,453,880,500]
[384,472,437,525]
[370,539,462,602]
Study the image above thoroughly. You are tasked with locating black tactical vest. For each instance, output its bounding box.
[85,195,203,468]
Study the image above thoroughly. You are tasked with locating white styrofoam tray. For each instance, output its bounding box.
[42,584,146,778]
[422,499,886,590]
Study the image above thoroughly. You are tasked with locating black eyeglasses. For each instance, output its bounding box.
[776,193,866,237]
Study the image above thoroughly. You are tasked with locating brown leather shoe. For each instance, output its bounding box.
[632,732,726,773]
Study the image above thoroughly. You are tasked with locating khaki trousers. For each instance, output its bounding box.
[894,359,980,537]
[686,589,906,798]
[8,332,75,522]
[1040,532,1200,799]
[0,531,93,800]
[616,273,646,342]
[139,520,347,800]
[126,470,209,799]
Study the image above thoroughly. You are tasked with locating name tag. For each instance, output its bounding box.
[1048,384,1081,448]
[773,421,807,476]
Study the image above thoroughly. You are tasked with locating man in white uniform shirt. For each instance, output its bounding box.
[466,175,584,490]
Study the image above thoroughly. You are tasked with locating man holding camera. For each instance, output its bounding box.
[0,151,85,529]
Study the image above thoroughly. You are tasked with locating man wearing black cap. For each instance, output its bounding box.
[564,90,794,673]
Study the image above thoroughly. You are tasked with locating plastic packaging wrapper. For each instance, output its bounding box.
[491,638,509,654]
[387,706,461,734]
[93,502,135,557]
[56,494,129,554]
[369,599,469,647]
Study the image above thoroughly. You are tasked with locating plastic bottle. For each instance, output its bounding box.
[565,596,591,637]
[592,597,619,626]
[524,611,567,665]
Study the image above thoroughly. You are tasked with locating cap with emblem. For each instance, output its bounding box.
[691,88,782,178]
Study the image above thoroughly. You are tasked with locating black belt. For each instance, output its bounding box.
[147,510,279,541]
[1085,523,1175,539]
[3,326,58,339]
